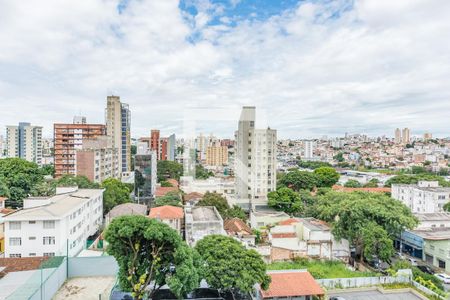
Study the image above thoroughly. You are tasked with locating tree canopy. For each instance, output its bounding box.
[344,179,362,188]
[195,235,270,293]
[196,192,247,221]
[154,191,182,207]
[195,165,214,179]
[0,158,44,207]
[54,175,100,189]
[102,178,132,214]
[315,191,417,262]
[313,167,340,187]
[297,160,331,170]
[268,187,303,215]
[157,161,183,182]
[105,216,200,300]
[278,170,317,191]
[385,174,450,187]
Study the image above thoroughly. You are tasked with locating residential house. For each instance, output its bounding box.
[149,205,184,234]
[105,203,148,226]
[185,206,225,246]
[268,218,350,262]
[256,270,324,300]
[224,218,255,246]
[250,209,290,229]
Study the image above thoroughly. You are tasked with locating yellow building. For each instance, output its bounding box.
[206,146,228,166]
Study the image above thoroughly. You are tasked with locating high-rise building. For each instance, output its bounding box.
[150,130,160,159]
[234,106,277,209]
[160,137,168,160]
[167,134,176,161]
[402,128,410,144]
[105,95,131,174]
[395,128,401,144]
[0,134,5,158]
[6,122,43,165]
[76,137,119,183]
[303,140,315,160]
[206,146,228,166]
[73,116,86,124]
[424,132,433,141]
[134,146,157,204]
[54,121,106,177]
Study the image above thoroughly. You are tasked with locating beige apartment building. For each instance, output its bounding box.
[206,145,228,166]
[76,137,119,183]
[105,95,131,174]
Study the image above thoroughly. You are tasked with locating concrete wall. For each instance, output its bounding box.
[68,256,118,277]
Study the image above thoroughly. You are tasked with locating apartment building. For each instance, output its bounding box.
[303,140,315,160]
[53,122,106,177]
[134,146,157,203]
[76,137,119,183]
[6,122,43,165]
[206,145,228,166]
[3,187,103,258]
[234,106,277,209]
[150,130,160,159]
[392,181,450,213]
[106,95,131,173]
[184,206,225,246]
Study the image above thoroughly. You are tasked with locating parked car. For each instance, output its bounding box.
[434,273,450,284]
[417,265,434,275]
[407,257,418,266]
[330,297,346,300]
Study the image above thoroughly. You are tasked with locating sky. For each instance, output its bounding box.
[0,0,449,139]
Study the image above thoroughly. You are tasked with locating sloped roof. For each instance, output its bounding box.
[149,205,184,219]
[261,271,324,298]
[184,192,204,202]
[107,203,147,219]
[278,218,299,226]
[332,185,391,193]
[224,218,252,235]
[155,186,179,197]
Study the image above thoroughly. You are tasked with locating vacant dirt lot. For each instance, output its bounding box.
[53,276,116,300]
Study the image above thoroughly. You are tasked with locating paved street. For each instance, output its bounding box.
[329,290,424,300]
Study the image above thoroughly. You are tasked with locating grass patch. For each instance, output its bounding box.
[267,259,378,279]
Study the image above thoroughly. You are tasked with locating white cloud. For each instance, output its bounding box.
[0,0,449,139]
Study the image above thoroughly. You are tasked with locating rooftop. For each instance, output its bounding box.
[300,217,330,231]
[410,227,450,240]
[332,185,391,193]
[149,205,184,219]
[106,203,147,220]
[224,218,252,235]
[192,206,221,222]
[3,189,103,220]
[0,197,7,203]
[416,213,450,222]
[261,270,324,298]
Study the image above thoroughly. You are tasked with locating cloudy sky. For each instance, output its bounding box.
[0,0,449,139]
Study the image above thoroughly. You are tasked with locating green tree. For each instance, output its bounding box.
[196,192,230,218]
[195,165,214,179]
[278,170,317,191]
[195,235,270,293]
[54,175,100,189]
[105,216,200,300]
[39,164,55,176]
[333,152,345,162]
[0,158,44,207]
[226,205,247,221]
[297,160,331,170]
[443,202,450,212]
[315,191,417,262]
[268,187,303,214]
[102,178,132,214]
[30,181,55,197]
[361,222,394,262]
[157,161,183,182]
[314,167,340,187]
[363,178,379,188]
[160,180,173,187]
[154,191,182,207]
[385,174,450,187]
[344,179,362,188]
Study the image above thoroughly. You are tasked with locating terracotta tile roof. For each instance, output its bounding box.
[149,205,184,219]
[278,218,299,225]
[167,179,179,188]
[271,233,297,238]
[261,271,324,298]
[184,192,204,202]
[0,257,49,278]
[155,186,179,197]
[332,185,391,193]
[0,208,15,215]
[224,218,253,235]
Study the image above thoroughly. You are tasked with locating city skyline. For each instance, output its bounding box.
[1,0,450,138]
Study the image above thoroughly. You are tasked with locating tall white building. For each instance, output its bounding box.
[234,106,277,209]
[392,181,450,213]
[6,122,43,166]
[3,187,103,258]
[303,140,315,160]
[402,128,410,144]
[395,128,402,144]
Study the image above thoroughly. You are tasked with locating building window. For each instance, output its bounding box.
[29,221,36,224]
[43,220,55,229]
[43,236,56,245]
[9,237,22,246]
[9,221,21,230]
[29,236,36,240]
[9,254,21,258]
[43,252,55,257]
[29,253,36,257]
